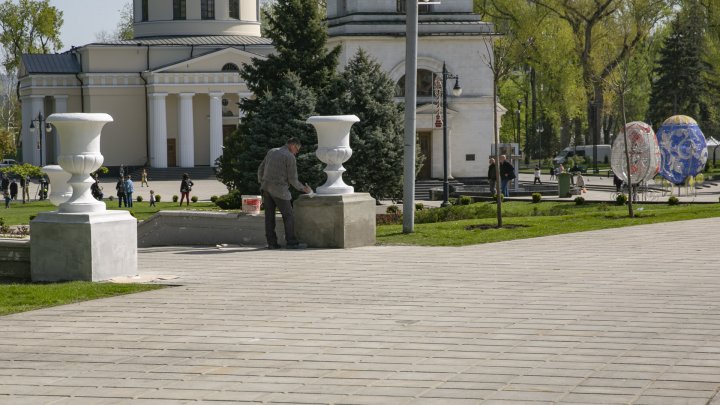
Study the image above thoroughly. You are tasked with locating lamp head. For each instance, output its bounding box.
[29,121,35,133]
[452,77,462,97]
[45,123,52,133]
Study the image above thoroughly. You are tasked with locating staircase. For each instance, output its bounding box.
[414,179,465,201]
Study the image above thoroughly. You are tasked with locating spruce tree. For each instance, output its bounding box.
[321,49,405,201]
[217,0,339,193]
[648,2,713,128]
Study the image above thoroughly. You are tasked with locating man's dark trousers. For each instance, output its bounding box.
[262,190,298,247]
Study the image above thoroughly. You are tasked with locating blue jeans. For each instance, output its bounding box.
[501,179,510,196]
[125,192,133,207]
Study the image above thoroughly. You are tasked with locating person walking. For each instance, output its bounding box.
[149,189,156,207]
[487,158,497,196]
[141,168,149,187]
[257,137,312,249]
[116,176,126,207]
[9,179,17,200]
[1,173,8,194]
[534,165,543,185]
[499,154,515,197]
[124,175,134,208]
[20,176,30,202]
[179,173,194,206]
[3,189,10,208]
[549,165,556,181]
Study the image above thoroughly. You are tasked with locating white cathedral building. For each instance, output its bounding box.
[19,0,501,180]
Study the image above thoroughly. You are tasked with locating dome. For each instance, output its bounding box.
[133,0,260,38]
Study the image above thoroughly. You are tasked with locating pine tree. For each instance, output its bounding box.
[321,49,405,201]
[648,2,713,128]
[217,73,322,194]
[217,0,339,193]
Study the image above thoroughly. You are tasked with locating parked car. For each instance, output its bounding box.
[0,158,18,167]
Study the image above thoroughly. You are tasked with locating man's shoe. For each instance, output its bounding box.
[267,244,281,249]
[285,243,307,249]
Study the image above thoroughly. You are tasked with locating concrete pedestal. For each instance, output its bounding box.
[30,210,137,282]
[295,193,375,248]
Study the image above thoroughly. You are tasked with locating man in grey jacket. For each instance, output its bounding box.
[257,137,312,249]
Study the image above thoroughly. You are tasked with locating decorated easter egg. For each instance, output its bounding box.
[611,121,660,184]
[656,115,707,185]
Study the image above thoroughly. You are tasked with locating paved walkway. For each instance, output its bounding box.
[2,218,720,404]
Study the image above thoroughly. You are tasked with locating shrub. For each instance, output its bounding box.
[668,196,679,205]
[459,196,472,205]
[574,196,585,205]
[136,195,143,202]
[155,194,161,202]
[376,213,402,225]
[615,194,627,205]
[109,196,114,201]
[214,190,242,209]
[415,202,424,211]
[597,202,610,211]
[172,195,179,202]
[531,193,542,203]
[210,195,219,203]
[386,205,400,214]
[492,194,504,202]
[191,196,198,203]
[415,203,495,224]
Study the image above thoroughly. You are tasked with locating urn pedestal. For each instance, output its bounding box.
[295,115,375,248]
[30,113,138,282]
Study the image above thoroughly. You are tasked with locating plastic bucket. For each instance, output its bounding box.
[241,195,262,215]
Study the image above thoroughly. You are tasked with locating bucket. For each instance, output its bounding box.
[241,195,262,215]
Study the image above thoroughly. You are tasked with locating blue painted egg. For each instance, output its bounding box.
[656,115,707,185]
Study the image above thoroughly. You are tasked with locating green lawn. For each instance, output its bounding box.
[0,282,164,316]
[377,201,720,246]
[0,200,230,225]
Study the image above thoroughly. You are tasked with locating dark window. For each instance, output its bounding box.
[337,0,346,15]
[466,154,476,161]
[173,0,186,20]
[397,0,405,13]
[222,63,239,72]
[141,0,148,21]
[229,0,239,19]
[201,0,215,20]
[395,69,435,97]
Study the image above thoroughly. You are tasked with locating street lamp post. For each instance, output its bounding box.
[440,62,462,207]
[515,99,522,150]
[29,112,53,167]
[536,122,544,167]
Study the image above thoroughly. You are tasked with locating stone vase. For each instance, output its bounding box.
[42,165,72,206]
[306,115,359,195]
[46,113,113,213]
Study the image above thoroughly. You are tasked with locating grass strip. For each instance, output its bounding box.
[0,282,165,316]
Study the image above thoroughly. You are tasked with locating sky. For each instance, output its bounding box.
[50,0,129,51]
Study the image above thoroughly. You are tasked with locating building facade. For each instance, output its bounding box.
[327,0,500,179]
[19,0,500,178]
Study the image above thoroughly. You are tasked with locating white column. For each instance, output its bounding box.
[52,95,68,162]
[209,92,223,167]
[148,93,168,168]
[216,0,230,19]
[178,93,195,167]
[20,97,32,164]
[30,95,45,166]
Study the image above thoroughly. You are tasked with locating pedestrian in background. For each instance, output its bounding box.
[149,189,156,207]
[487,158,497,196]
[534,165,542,185]
[124,175,134,208]
[116,176,126,207]
[179,173,193,206]
[141,168,149,187]
[499,154,515,197]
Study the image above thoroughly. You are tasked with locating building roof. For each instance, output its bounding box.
[94,35,272,47]
[21,53,80,74]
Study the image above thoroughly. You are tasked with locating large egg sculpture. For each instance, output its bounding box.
[656,115,708,185]
[611,121,660,184]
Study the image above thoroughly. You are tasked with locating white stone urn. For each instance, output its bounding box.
[306,115,359,195]
[46,113,113,213]
[42,165,72,206]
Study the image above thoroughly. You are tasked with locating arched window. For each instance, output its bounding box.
[395,69,434,97]
[201,0,215,20]
[222,63,240,72]
[229,0,240,19]
[173,0,186,20]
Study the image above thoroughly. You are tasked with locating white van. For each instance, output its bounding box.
[0,158,18,167]
[553,145,611,165]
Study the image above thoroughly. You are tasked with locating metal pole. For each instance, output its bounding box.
[39,113,44,167]
[402,0,418,233]
[441,62,449,207]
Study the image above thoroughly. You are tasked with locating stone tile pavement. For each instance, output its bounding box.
[2,218,720,404]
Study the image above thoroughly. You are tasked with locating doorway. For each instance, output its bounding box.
[417,131,432,179]
[167,138,177,167]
